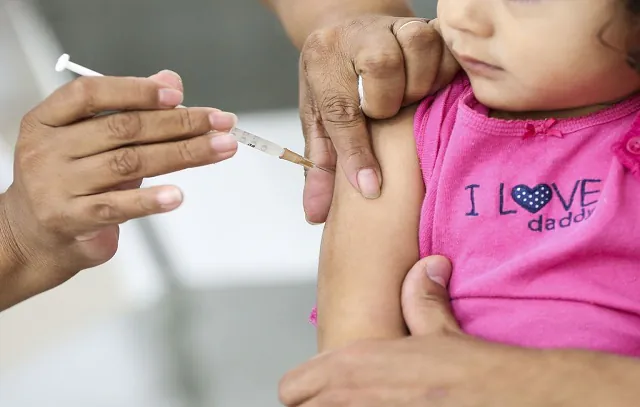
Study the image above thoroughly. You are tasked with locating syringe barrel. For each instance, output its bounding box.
[229,127,285,157]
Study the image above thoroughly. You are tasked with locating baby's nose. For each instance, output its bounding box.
[441,0,494,38]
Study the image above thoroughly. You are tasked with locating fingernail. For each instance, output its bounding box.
[428,275,447,288]
[75,230,101,241]
[425,257,452,288]
[210,134,238,153]
[209,112,237,130]
[357,169,381,199]
[156,188,183,209]
[158,88,183,107]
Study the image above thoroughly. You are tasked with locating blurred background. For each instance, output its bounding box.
[0,0,437,405]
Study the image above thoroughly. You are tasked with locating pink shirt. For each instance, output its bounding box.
[414,75,640,357]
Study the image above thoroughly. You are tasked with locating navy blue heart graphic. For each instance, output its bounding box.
[511,184,553,214]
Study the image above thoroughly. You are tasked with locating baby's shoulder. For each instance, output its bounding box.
[426,73,471,109]
[414,73,471,146]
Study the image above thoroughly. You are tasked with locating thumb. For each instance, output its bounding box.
[401,255,461,336]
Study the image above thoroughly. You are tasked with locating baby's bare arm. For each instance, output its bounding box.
[316,107,424,351]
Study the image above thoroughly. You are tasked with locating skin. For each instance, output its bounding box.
[279,256,640,406]
[0,71,238,311]
[316,0,640,356]
[438,0,640,116]
[295,0,640,405]
[0,0,457,311]
[261,0,416,50]
[316,107,423,351]
[263,0,460,222]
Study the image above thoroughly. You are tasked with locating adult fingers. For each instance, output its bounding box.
[67,185,184,234]
[354,21,407,119]
[279,355,329,407]
[401,255,461,336]
[64,107,234,158]
[70,132,237,194]
[428,19,461,93]
[393,19,445,105]
[148,69,184,92]
[32,76,184,127]
[302,29,381,199]
[299,67,336,224]
[302,160,336,224]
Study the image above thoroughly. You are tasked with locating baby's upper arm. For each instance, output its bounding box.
[316,106,425,351]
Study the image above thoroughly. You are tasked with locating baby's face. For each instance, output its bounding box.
[438,0,640,113]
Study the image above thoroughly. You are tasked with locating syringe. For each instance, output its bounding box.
[54,54,333,173]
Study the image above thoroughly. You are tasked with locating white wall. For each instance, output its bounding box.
[143,109,323,288]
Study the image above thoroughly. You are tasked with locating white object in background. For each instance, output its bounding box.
[54,53,102,77]
[144,109,323,287]
[0,135,13,191]
[4,0,71,95]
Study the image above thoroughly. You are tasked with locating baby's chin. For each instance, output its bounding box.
[470,81,551,113]
[471,82,600,119]
[469,74,640,118]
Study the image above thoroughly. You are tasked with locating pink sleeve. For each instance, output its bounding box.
[413,74,471,186]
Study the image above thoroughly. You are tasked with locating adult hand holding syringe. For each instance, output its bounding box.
[55,54,332,173]
[0,67,244,310]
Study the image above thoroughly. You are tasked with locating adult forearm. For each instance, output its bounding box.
[539,349,640,406]
[262,0,415,49]
[0,192,47,311]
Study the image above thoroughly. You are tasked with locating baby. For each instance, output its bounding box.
[314,0,640,357]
